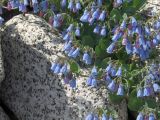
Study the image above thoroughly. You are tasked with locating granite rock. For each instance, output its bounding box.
[0,14,127,120]
[0,106,10,120]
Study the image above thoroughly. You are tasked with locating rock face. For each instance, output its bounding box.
[0,32,5,83]
[0,107,10,120]
[0,14,127,120]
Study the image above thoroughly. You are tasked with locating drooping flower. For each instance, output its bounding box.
[93,114,99,120]
[116,67,122,77]
[75,27,80,37]
[24,0,29,6]
[120,20,126,30]
[137,88,143,98]
[61,0,67,9]
[143,86,151,97]
[102,113,108,120]
[131,17,137,27]
[69,79,76,88]
[68,0,74,11]
[136,112,144,120]
[54,63,61,74]
[71,48,80,58]
[117,84,124,96]
[85,113,94,120]
[60,63,68,74]
[93,25,100,34]
[153,83,160,92]
[86,76,92,86]
[68,47,75,57]
[91,66,98,77]
[149,113,155,120]
[51,62,57,72]
[67,24,74,32]
[106,42,115,54]
[100,26,107,37]
[91,78,97,88]
[83,52,92,65]
[99,10,106,21]
[63,32,71,41]
[108,80,116,92]
[76,1,81,11]
[92,8,100,20]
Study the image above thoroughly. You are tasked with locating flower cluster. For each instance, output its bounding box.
[107,17,160,60]
[136,112,156,120]
[113,0,132,8]
[50,61,76,89]
[85,113,114,120]
[51,61,68,75]
[86,66,98,88]
[104,64,125,96]
[62,24,92,65]
[137,64,160,98]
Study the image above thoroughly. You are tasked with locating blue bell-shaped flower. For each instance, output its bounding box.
[92,8,100,19]
[80,12,90,22]
[75,27,80,37]
[149,113,155,120]
[63,33,70,41]
[67,24,74,32]
[24,0,29,6]
[99,10,106,21]
[97,0,103,7]
[125,42,132,54]
[131,17,137,27]
[145,26,151,36]
[76,1,81,10]
[120,20,126,30]
[61,0,67,9]
[117,84,124,96]
[68,0,74,11]
[143,86,151,97]
[106,42,115,54]
[112,33,121,42]
[64,41,72,51]
[137,88,143,98]
[108,115,113,120]
[69,79,76,88]
[71,48,80,58]
[83,52,92,65]
[153,83,160,92]
[86,76,92,86]
[54,64,61,74]
[85,113,94,120]
[51,62,57,72]
[100,26,107,37]
[116,67,122,77]
[60,64,68,74]
[136,112,144,120]
[105,64,112,73]
[88,17,95,25]
[33,3,39,13]
[21,3,27,13]
[93,114,99,120]
[111,68,116,77]
[93,25,100,34]
[41,0,48,12]
[102,113,108,120]
[108,80,116,92]
[91,78,97,88]
[91,66,98,76]
[32,0,38,4]
[68,47,75,57]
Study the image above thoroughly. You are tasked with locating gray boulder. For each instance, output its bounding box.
[0,14,127,120]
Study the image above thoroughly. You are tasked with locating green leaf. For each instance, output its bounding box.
[68,60,80,74]
[128,89,145,111]
[133,0,146,10]
[81,35,96,48]
[110,9,122,21]
[109,93,124,104]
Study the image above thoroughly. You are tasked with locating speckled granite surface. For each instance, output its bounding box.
[0,14,127,120]
[0,106,10,120]
[0,32,5,84]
